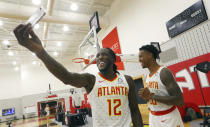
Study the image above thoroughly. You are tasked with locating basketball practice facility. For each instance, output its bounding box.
[0,0,209,127]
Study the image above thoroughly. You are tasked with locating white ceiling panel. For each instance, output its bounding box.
[0,0,114,68]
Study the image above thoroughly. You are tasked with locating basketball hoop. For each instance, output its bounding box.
[72,58,90,64]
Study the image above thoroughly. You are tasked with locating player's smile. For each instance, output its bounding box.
[97,59,109,71]
[99,61,105,68]
[96,48,113,71]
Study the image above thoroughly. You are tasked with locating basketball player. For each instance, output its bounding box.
[13,24,143,127]
[138,45,184,127]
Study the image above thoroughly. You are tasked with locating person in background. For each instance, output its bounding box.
[138,44,184,127]
[45,104,50,125]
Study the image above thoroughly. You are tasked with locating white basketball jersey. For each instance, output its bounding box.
[146,66,173,111]
[88,72,131,127]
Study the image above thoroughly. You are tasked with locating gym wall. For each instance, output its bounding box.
[0,97,23,122]
[0,89,73,122]
[98,0,210,55]
[22,89,74,116]
[160,21,210,66]
[0,62,79,122]
[20,63,73,96]
[96,0,210,106]
[0,58,79,100]
[97,0,210,76]
[159,20,210,106]
[0,64,22,100]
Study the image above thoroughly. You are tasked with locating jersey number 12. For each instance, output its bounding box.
[107,99,122,116]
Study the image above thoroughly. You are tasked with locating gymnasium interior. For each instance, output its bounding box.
[0,0,209,127]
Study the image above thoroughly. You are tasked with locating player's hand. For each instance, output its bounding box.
[13,23,44,54]
[138,88,152,101]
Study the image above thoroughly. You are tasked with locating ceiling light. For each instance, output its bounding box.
[57,42,62,47]
[14,67,19,71]
[2,40,10,45]
[34,24,39,29]
[32,0,41,5]
[71,3,78,11]
[8,51,14,56]
[63,26,69,32]
[53,52,58,56]
[32,61,37,65]
[32,53,36,56]
[0,20,3,26]
[12,61,17,65]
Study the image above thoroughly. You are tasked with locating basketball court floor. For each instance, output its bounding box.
[0,116,202,127]
[0,108,204,127]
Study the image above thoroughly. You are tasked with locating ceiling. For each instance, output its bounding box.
[0,0,114,69]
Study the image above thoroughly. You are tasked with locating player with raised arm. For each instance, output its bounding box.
[13,24,143,127]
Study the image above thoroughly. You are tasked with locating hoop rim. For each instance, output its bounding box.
[72,58,90,64]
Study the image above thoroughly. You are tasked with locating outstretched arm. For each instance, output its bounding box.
[13,24,95,93]
[37,50,95,92]
[125,75,143,127]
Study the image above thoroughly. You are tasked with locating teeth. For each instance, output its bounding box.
[100,62,105,64]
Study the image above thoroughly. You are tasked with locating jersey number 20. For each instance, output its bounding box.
[107,99,122,116]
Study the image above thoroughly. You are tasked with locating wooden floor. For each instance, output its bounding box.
[0,116,198,127]
[0,107,203,127]
[0,116,61,127]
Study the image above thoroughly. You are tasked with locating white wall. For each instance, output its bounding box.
[0,97,23,122]
[0,65,22,99]
[0,59,78,121]
[21,89,73,116]
[160,20,210,66]
[100,0,210,49]
[95,0,210,77]
[0,60,79,99]
[0,67,22,120]
[20,62,72,96]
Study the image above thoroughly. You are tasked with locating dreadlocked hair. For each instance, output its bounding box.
[105,48,119,74]
[139,45,160,59]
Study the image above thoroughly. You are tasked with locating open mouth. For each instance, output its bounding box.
[99,61,105,67]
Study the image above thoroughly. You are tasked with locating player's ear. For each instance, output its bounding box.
[147,52,153,59]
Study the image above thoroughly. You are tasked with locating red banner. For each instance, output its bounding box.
[102,27,124,70]
[167,53,210,106]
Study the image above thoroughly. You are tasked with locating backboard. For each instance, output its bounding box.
[89,11,101,33]
[78,26,100,70]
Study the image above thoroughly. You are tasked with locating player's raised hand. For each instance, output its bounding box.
[13,23,44,54]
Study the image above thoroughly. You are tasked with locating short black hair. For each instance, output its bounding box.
[139,45,159,59]
[105,48,119,74]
